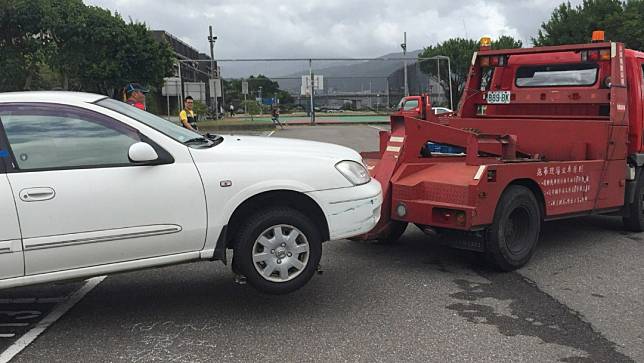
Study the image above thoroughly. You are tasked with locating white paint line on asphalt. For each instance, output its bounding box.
[368,125,387,131]
[267,131,276,137]
[0,335,15,339]
[0,297,66,305]
[33,297,66,304]
[0,299,35,305]
[0,276,105,363]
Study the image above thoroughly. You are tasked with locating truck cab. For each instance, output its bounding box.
[395,95,452,119]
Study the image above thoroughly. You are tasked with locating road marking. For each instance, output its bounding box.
[0,299,35,304]
[0,297,66,305]
[368,125,387,131]
[266,131,276,137]
[0,276,105,363]
[0,335,15,339]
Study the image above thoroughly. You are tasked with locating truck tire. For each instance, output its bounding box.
[623,174,644,232]
[485,185,541,271]
[233,207,322,295]
[375,221,408,244]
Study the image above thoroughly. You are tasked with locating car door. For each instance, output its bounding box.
[0,138,23,280]
[0,102,207,276]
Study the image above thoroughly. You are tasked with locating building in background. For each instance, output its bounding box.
[151,30,220,116]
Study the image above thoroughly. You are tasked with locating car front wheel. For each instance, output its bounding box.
[233,207,322,294]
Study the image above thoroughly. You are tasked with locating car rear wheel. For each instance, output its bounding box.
[485,185,541,271]
[233,207,322,294]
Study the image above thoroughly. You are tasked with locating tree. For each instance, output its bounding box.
[533,0,624,46]
[0,0,52,91]
[0,0,175,94]
[419,36,522,108]
[617,1,644,50]
[224,75,293,107]
[241,99,261,121]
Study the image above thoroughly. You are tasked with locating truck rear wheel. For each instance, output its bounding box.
[233,207,322,295]
[623,173,644,232]
[485,185,541,271]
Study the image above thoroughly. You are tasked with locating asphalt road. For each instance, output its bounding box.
[1,125,642,362]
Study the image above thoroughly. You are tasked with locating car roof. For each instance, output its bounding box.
[0,91,107,104]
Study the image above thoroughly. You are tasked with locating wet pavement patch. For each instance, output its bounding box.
[446,271,633,363]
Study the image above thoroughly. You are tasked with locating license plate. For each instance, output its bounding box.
[486,91,511,104]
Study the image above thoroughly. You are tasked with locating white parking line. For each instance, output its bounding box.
[368,125,387,131]
[0,335,15,339]
[0,297,65,305]
[267,131,276,137]
[0,276,105,363]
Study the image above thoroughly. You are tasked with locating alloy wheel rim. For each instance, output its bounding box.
[252,224,310,283]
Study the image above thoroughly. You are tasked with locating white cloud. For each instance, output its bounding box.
[84,0,582,58]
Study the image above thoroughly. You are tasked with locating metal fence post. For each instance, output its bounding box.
[309,58,315,125]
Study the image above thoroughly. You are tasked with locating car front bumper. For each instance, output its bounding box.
[308,178,383,241]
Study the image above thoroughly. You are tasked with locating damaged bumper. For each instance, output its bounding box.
[308,179,383,240]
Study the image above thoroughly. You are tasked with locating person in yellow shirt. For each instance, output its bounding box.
[179,96,197,131]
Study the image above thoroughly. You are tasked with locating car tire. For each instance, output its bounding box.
[233,207,322,295]
[623,172,644,232]
[485,185,541,271]
[374,221,408,244]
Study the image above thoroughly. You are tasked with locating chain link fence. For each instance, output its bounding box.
[162,56,452,124]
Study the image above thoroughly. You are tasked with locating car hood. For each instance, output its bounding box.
[213,135,362,162]
[188,135,365,191]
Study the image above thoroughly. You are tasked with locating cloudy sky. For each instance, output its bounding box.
[85,0,582,58]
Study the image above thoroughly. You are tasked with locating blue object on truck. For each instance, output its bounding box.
[426,142,465,154]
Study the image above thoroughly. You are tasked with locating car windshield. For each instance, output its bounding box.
[95,98,203,143]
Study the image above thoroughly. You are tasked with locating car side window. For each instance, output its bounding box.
[0,103,140,171]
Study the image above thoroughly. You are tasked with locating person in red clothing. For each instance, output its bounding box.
[124,83,148,110]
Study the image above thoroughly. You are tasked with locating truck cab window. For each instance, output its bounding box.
[402,99,419,111]
[516,63,598,87]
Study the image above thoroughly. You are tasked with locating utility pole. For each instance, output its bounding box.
[258,86,263,114]
[208,26,218,118]
[386,78,390,108]
[401,32,409,97]
[437,58,441,104]
[309,59,315,125]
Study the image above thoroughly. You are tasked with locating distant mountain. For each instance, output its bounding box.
[276,49,425,95]
[218,49,423,82]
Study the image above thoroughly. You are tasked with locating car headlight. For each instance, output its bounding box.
[335,160,370,185]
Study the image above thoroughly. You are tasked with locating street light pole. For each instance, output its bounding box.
[208,26,218,118]
[401,32,408,97]
[258,86,263,114]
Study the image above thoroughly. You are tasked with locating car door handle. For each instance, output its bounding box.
[19,187,56,202]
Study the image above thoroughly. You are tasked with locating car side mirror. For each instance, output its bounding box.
[128,142,159,163]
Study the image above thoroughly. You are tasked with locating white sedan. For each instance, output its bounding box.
[0,92,382,294]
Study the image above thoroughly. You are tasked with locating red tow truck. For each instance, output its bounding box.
[362,32,644,270]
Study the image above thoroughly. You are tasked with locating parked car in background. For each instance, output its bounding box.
[0,92,383,294]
